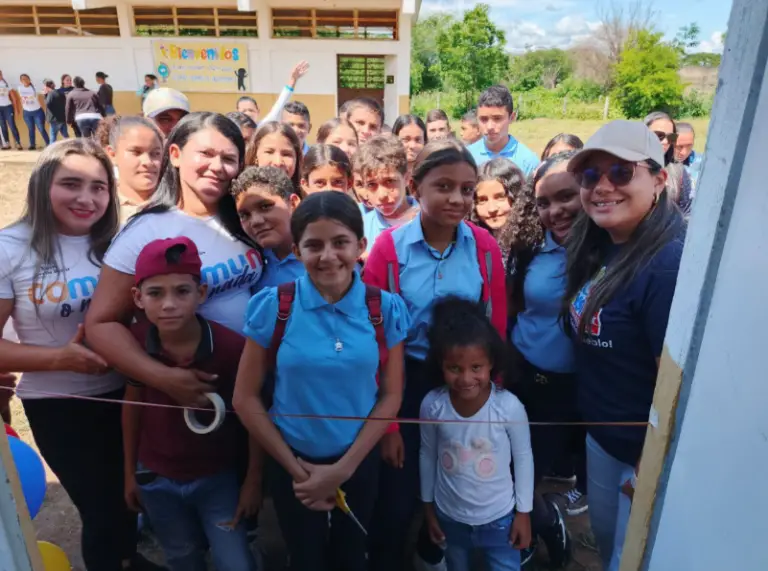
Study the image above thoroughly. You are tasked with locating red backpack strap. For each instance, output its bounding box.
[365,284,399,433]
[268,282,296,368]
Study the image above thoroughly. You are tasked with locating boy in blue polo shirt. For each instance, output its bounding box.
[468,85,539,175]
[123,237,261,571]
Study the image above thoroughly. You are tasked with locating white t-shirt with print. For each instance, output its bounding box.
[0,80,12,107]
[104,209,262,333]
[17,85,40,112]
[0,223,125,399]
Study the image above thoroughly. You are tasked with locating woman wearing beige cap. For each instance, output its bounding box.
[562,120,686,571]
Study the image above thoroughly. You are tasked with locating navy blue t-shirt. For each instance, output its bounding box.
[570,230,685,466]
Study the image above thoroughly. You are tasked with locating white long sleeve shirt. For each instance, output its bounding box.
[419,385,534,525]
[259,85,293,126]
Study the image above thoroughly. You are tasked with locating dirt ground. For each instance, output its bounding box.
[1,153,601,571]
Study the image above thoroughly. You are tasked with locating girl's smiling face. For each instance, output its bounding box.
[413,162,476,228]
[50,154,111,236]
[474,179,511,230]
[534,162,582,243]
[235,185,299,250]
[110,126,162,201]
[294,217,365,293]
[255,132,298,179]
[325,125,359,159]
[397,124,426,164]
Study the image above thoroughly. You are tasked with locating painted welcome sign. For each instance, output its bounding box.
[151,40,249,93]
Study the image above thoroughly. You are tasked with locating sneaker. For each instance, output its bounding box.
[539,499,572,569]
[14,142,22,150]
[543,470,576,484]
[1,145,10,150]
[27,146,36,151]
[562,488,589,516]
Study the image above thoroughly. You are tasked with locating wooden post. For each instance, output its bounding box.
[603,96,610,120]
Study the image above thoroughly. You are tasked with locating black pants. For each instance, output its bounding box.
[269,447,380,571]
[369,357,442,570]
[23,388,137,571]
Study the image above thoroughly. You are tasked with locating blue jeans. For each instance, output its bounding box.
[76,117,101,139]
[105,104,116,116]
[22,108,48,148]
[49,120,68,142]
[436,508,521,571]
[138,468,257,571]
[586,434,634,571]
[0,104,21,146]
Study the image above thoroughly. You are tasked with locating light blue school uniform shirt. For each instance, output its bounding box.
[363,196,418,254]
[302,141,310,156]
[467,134,539,175]
[391,215,483,361]
[243,273,410,458]
[254,249,305,291]
[511,231,574,373]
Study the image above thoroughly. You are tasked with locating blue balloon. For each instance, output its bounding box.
[8,437,46,519]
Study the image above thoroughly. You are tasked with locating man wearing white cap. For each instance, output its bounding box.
[142,88,190,137]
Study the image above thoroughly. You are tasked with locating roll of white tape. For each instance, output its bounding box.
[184,392,226,435]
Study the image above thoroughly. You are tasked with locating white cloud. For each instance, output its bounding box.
[696,31,725,54]
[553,15,600,36]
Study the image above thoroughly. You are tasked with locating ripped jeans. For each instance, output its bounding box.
[138,468,257,571]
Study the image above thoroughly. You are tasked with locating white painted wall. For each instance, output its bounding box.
[0,0,412,119]
[645,0,768,569]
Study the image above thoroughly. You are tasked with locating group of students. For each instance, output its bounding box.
[0,78,690,571]
[0,69,117,150]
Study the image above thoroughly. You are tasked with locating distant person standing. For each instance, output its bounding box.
[95,72,115,116]
[18,74,48,150]
[468,85,539,175]
[674,122,703,191]
[59,73,81,138]
[43,79,68,142]
[459,110,481,146]
[0,69,22,150]
[65,76,105,139]
[139,74,158,102]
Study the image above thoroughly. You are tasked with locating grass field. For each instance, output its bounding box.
[0,116,712,570]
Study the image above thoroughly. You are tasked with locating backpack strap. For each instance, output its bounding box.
[465,221,493,320]
[365,285,387,376]
[268,282,296,368]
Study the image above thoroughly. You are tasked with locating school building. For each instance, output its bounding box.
[0,0,421,139]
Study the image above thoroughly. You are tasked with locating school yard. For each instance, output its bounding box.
[0,116,711,571]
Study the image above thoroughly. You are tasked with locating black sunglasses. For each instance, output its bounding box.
[575,162,651,191]
[654,131,678,145]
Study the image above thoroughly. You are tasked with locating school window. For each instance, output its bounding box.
[272,9,397,40]
[338,56,386,89]
[0,5,120,36]
[132,6,258,37]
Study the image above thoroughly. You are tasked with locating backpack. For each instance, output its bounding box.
[363,220,508,338]
[268,281,388,380]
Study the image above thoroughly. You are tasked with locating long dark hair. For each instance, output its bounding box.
[541,133,584,160]
[130,112,254,248]
[563,160,684,338]
[245,121,302,191]
[411,139,477,187]
[644,111,677,166]
[301,144,353,182]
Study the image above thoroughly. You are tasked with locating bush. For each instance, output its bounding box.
[556,78,606,102]
[678,89,713,118]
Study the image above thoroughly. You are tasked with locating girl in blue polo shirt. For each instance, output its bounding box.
[564,121,685,571]
[508,151,582,567]
[234,191,409,571]
[232,165,304,290]
[364,139,507,571]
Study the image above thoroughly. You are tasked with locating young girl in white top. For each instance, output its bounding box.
[420,297,534,571]
[85,112,261,407]
[0,139,160,570]
[18,73,49,149]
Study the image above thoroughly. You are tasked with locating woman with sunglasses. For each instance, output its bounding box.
[563,120,685,571]
[644,112,693,213]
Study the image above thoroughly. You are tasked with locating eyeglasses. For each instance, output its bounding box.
[575,162,651,191]
[654,131,678,145]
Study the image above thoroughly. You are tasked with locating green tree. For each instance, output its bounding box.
[410,13,454,94]
[612,29,685,118]
[683,52,722,67]
[673,22,701,52]
[436,4,509,110]
[508,48,573,91]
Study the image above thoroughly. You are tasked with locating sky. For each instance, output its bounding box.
[419,0,733,54]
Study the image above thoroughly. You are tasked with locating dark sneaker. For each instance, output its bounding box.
[539,499,572,568]
[543,470,576,484]
[1,145,10,151]
[27,146,36,151]
[562,487,589,516]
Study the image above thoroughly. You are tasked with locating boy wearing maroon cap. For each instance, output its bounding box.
[122,237,261,571]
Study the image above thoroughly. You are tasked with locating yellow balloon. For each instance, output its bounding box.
[37,541,71,571]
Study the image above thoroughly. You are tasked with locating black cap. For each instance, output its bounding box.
[96,71,108,79]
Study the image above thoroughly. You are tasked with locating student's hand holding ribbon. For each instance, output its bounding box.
[293,459,351,511]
